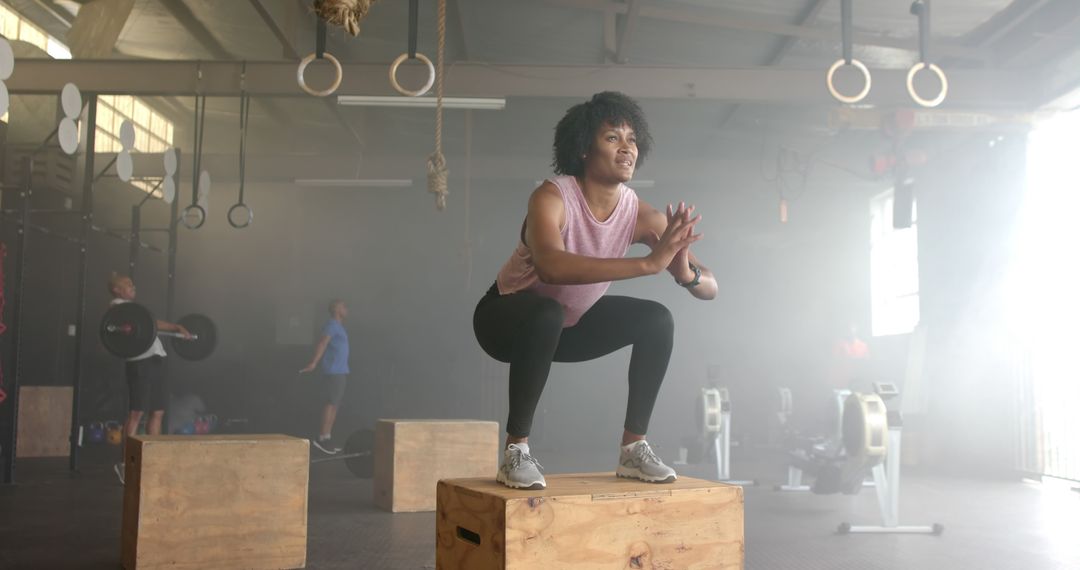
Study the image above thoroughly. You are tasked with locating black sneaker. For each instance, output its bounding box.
[312,438,341,455]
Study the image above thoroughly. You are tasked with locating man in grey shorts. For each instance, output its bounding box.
[301,299,350,454]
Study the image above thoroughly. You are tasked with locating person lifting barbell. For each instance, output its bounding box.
[99,293,218,363]
[106,273,190,486]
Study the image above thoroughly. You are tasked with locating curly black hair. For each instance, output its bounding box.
[552,91,653,177]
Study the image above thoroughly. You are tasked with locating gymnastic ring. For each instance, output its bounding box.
[297,52,343,97]
[181,204,206,230]
[826,58,872,104]
[227,203,253,229]
[389,52,435,97]
[906,62,948,108]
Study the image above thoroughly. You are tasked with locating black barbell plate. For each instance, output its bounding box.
[171,313,217,361]
[344,429,374,478]
[99,302,157,358]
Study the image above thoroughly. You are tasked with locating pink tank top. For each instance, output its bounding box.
[496,175,639,327]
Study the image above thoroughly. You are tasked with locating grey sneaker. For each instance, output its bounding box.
[312,439,341,455]
[616,440,677,483]
[496,443,546,490]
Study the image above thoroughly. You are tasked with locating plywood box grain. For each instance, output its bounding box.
[374,419,499,512]
[16,385,72,458]
[121,434,309,570]
[436,472,744,570]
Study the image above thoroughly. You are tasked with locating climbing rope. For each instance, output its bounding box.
[312,0,377,37]
[426,0,449,211]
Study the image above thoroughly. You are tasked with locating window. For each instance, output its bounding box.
[96,95,171,154]
[1,3,171,196]
[869,188,920,337]
[0,2,70,122]
[1012,110,1080,482]
[0,2,71,60]
[95,95,174,196]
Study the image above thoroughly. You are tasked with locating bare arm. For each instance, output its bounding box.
[155,320,192,339]
[682,249,719,301]
[636,200,718,301]
[527,183,700,285]
[300,335,331,373]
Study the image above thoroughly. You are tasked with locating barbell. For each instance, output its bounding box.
[310,428,374,478]
[99,301,217,361]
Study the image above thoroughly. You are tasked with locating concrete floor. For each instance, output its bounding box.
[2,444,1079,569]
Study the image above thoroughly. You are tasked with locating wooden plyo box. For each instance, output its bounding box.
[436,473,744,570]
[16,386,73,458]
[374,419,499,513]
[121,435,309,570]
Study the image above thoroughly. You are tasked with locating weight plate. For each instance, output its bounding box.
[163,148,178,176]
[58,118,79,155]
[171,313,217,361]
[100,302,157,358]
[162,177,176,203]
[0,82,9,118]
[60,83,82,120]
[117,150,134,182]
[0,37,13,80]
[119,120,136,150]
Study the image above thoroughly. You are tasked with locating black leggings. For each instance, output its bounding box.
[473,283,674,437]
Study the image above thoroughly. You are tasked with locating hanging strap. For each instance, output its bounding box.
[237,69,250,206]
[191,94,206,206]
[841,0,853,64]
[316,18,327,59]
[911,1,930,64]
[408,0,419,59]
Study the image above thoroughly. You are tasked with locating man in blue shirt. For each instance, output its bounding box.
[301,299,350,454]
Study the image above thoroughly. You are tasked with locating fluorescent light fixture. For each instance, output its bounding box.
[293,179,414,188]
[338,95,506,110]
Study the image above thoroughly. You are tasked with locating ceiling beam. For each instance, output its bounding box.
[765,0,828,65]
[938,0,1052,69]
[720,0,828,131]
[146,95,192,121]
[6,59,1040,108]
[1042,70,1080,111]
[448,0,470,61]
[65,0,136,58]
[156,0,298,135]
[248,0,300,60]
[122,153,811,184]
[973,0,1052,49]
[614,0,642,64]
[157,0,233,60]
[30,0,74,27]
[246,0,364,146]
[603,7,617,60]
[164,0,359,147]
[1001,2,1080,67]
[541,0,990,62]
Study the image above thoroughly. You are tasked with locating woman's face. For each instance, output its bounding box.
[584,122,637,184]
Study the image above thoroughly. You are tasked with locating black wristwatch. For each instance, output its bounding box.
[678,263,702,288]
